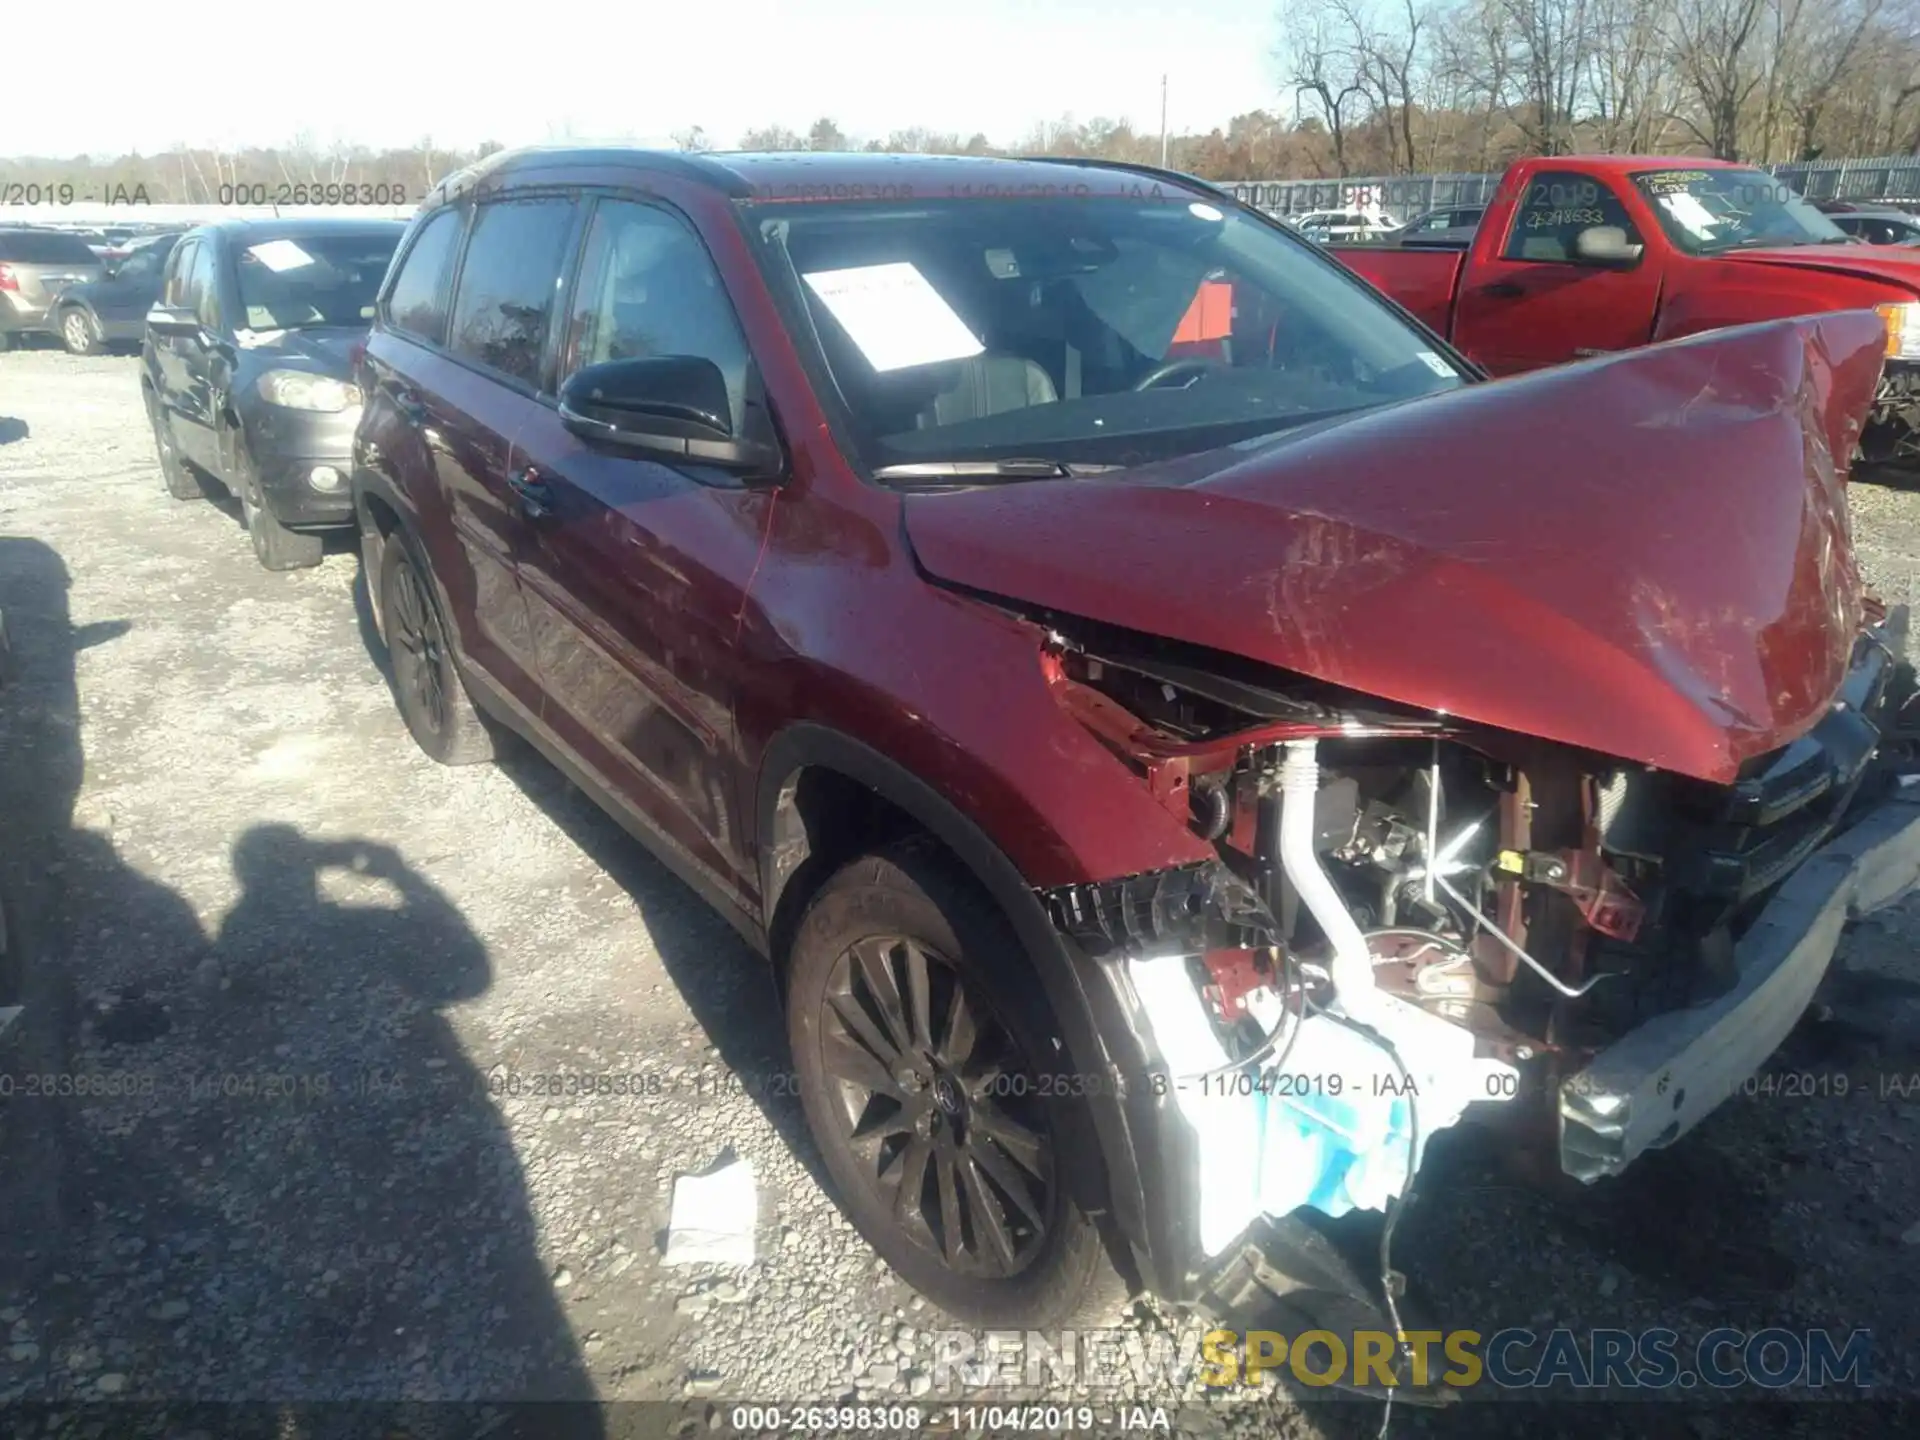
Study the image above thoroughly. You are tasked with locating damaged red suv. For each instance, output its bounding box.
[351,146,1920,1333]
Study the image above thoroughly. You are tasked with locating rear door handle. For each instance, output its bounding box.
[507,465,555,519]
[1479,280,1526,299]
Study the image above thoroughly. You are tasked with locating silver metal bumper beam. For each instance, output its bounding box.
[1560,790,1920,1182]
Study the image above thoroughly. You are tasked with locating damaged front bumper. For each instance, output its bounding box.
[1560,783,1920,1180]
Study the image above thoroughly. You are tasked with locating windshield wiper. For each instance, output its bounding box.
[871,458,1124,483]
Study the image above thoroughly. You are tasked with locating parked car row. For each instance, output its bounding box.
[0,224,191,353]
[114,146,1920,1346]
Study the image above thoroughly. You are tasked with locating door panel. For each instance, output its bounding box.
[374,347,544,716]
[1453,170,1663,375]
[511,409,769,902]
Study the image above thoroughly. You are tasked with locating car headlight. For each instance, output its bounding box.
[1877,301,1920,360]
[256,370,360,411]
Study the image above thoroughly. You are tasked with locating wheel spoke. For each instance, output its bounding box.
[827,989,904,1069]
[970,1129,1048,1227]
[822,1030,908,1100]
[888,1135,934,1225]
[934,1146,965,1267]
[903,941,934,1051]
[937,981,979,1069]
[850,937,912,1054]
[957,1153,1019,1273]
[972,1098,1047,1178]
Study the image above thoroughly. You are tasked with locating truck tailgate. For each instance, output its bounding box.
[1329,245,1465,340]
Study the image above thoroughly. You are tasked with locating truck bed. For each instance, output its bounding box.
[1328,245,1466,340]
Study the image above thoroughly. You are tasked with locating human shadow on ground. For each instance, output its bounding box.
[0,535,603,1439]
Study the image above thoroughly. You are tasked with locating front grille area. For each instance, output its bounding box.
[1684,634,1893,904]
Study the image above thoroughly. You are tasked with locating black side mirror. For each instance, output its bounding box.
[146,304,200,335]
[558,356,784,481]
[1573,225,1644,267]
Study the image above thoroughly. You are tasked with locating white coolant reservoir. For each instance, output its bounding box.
[1249,992,1516,1219]
[1127,955,1518,1258]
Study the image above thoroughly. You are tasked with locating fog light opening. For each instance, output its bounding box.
[307,465,346,493]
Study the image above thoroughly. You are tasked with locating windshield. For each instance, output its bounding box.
[1630,168,1847,254]
[234,231,400,331]
[746,195,1466,479]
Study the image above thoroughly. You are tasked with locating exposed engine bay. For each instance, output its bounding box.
[1031,604,1920,1261]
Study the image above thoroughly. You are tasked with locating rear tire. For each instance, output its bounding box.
[785,838,1126,1328]
[58,307,97,357]
[378,527,495,766]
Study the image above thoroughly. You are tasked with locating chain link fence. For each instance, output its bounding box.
[1218,156,1920,219]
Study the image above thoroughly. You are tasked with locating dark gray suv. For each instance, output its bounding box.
[141,219,404,569]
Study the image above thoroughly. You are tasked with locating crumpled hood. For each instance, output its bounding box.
[902,312,1888,784]
[1723,245,1920,296]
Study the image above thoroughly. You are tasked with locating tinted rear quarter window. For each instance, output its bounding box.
[385,208,465,344]
[0,230,101,264]
[447,198,576,389]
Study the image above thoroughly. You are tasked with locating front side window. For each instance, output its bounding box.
[161,239,198,308]
[184,243,217,327]
[447,197,576,389]
[563,199,754,430]
[235,231,400,333]
[1630,168,1846,254]
[748,194,1466,480]
[1502,171,1641,263]
[385,208,465,344]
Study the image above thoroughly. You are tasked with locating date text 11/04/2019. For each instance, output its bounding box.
[725,1406,1171,1433]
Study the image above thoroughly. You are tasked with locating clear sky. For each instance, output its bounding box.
[0,0,1286,157]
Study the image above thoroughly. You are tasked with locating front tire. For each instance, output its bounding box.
[225,429,322,571]
[377,528,495,766]
[786,839,1125,1328]
[58,307,98,356]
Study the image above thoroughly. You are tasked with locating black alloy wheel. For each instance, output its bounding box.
[819,932,1055,1279]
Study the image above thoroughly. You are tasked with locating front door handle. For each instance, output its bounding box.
[390,386,428,425]
[1479,280,1526,299]
[507,465,554,519]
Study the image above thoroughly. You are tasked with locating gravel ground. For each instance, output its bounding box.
[2,345,1919,1439]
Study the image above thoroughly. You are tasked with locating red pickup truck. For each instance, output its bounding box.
[1333,155,1920,460]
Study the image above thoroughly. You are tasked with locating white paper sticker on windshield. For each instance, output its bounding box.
[1657,192,1720,237]
[802,262,983,372]
[245,239,317,272]
[1416,351,1454,377]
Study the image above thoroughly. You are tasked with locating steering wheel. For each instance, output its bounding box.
[1132,357,1222,392]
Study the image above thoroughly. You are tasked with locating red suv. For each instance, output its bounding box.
[352,146,1920,1337]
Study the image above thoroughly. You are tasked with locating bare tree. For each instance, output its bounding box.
[1282,2,1374,173]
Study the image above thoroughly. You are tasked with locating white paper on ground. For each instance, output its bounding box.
[662,1156,757,1265]
[802,262,983,372]
[245,239,317,272]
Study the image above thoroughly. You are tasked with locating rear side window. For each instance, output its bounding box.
[447,197,576,388]
[1503,171,1640,262]
[0,230,100,264]
[385,208,464,344]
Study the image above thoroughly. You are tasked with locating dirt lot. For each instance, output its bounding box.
[2,346,1919,1438]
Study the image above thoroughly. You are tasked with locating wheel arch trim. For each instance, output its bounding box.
[754,722,1170,1277]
